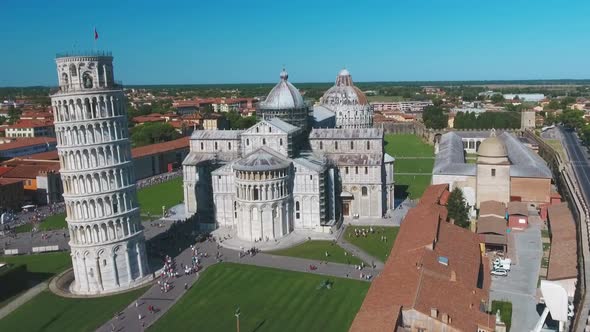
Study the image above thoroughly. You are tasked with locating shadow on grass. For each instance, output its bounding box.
[251,320,266,332]
[0,270,54,306]
[394,185,410,201]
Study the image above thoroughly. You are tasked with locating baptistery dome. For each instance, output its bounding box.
[319,69,372,129]
[257,69,309,130]
[321,69,368,106]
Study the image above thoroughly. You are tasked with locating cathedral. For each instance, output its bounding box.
[183,69,394,242]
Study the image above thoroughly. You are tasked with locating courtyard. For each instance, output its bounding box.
[149,263,370,332]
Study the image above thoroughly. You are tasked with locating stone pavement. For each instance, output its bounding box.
[213,226,337,251]
[97,239,380,332]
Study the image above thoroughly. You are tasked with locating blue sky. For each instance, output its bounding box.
[1,0,589,86]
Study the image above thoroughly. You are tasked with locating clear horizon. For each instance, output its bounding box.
[2,0,590,87]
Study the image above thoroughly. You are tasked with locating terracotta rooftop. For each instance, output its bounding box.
[547,203,578,281]
[351,185,495,332]
[0,178,24,186]
[479,200,506,218]
[0,137,57,151]
[21,150,59,160]
[477,216,507,235]
[507,201,528,216]
[0,163,60,179]
[131,137,190,159]
[6,119,54,129]
[419,183,449,206]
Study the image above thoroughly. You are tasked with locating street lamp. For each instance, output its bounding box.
[235,306,241,332]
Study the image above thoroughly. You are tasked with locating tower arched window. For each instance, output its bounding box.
[228,142,232,150]
[214,142,218,150]
[280,138,283,146]
[350,141,354,149]
[246,139,250,146]
[82,72,93,88]
[362,186,368,196]
[69,64,77,77]
[355,166,358,174]
[262,138,266,145]
[319,141,323,150]
[295,201,300,219]
[366,141,370,150]
[234,201,237,218]
[335,141,338,150]
[200,142,204,150]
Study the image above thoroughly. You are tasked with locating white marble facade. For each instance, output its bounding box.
[51,53,151,295]
[183,70,394,242]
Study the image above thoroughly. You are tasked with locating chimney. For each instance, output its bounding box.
[430,308,438,318]
[442,313,449,324]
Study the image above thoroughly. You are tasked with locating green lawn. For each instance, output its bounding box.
[150,263,370,332]
[137,177,184,216]
[344,226,399,262]
[394,159,434,174]
[545,139,567,161]
[395,174,432,199]
[16,177,185,233]
[269,241,363,265]
[384,134,434,158]
[0,252,71,308]
[491,300,512,331]
[0,288,146,332]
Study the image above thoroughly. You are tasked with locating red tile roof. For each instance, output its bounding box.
[547,203,578,280]
[0,163,60,179]
[419,183,449,206]
[479,200,506,218]
[0,137,57,151]
[131,137,189,159]
[21,150,59,160]
[6,119,54,129]
[351,185,495,332]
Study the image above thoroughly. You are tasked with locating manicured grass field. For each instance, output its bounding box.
[395,174,432,199]
[343,226,399,263]
[0,252,71,308]
[394,158,434,174]
[491,300,512,331]
[137,177,184,216]
[384,134,434,158]
[15,213,68,233]
[0,287,147,332]
[269,240,363,265]
[150,263,370,332]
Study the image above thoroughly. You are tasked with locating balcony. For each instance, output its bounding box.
[56,50,112,58]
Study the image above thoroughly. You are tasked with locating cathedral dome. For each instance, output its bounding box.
[259,69,305,110]
[321,69,368,106]
[477,136,507,158]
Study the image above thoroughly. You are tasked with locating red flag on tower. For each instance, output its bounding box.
[94,28,99,40]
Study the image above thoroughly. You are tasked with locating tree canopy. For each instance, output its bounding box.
[130,122,181,147]
[453,111,520,129]
[490,94,505,104]
[447,187,470,229]
[559,108,584,129]
[223,111,258,129]
[422,105,448,129]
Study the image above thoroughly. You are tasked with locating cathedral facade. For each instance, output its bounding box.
[183,70,393,242]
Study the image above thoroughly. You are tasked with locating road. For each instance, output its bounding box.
[561,127,590,203]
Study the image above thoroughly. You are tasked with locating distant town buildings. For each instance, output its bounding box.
[371,100,432,113]
[5,119,55,138]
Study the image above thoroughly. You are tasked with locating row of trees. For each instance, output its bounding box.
[454,111,520,129]
[130,122,181,147]
[422,105,448,129]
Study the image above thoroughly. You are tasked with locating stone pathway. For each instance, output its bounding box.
[96,240,381,332]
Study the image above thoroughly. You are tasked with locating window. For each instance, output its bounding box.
[319,141,323,149]
[364,167,368,174]
[269,127,272,133]
[262,138,266,145]
[335,141,338,150]
[234,201,237,218]
[296,201,300,219]
[228,142,232,150]
[214,142,218,150]
[309,175,312,180]
[362,186,368,196]
[103,259,107,267]
[280,138,283,146]
[491,168,496,177]
[254,188,259,200]
[355,166,358,174]
[345,167,349,174]
[350,141,354,149]
[366,141,370,149]
[256,127,259,133]
[200,142,204,150]
[246,139,250,146]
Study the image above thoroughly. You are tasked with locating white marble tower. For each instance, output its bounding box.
[50,52,151,295]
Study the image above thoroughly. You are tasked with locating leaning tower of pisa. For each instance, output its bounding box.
[50,51,151,295]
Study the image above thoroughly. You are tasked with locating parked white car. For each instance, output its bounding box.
[493,258,511,271]
[490,269,508,276]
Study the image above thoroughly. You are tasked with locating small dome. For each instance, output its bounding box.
[338,68,350,77]
[321,69,368,106]
[234,148,291,172]
[259,68,305,110]
[477,136,507,158]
